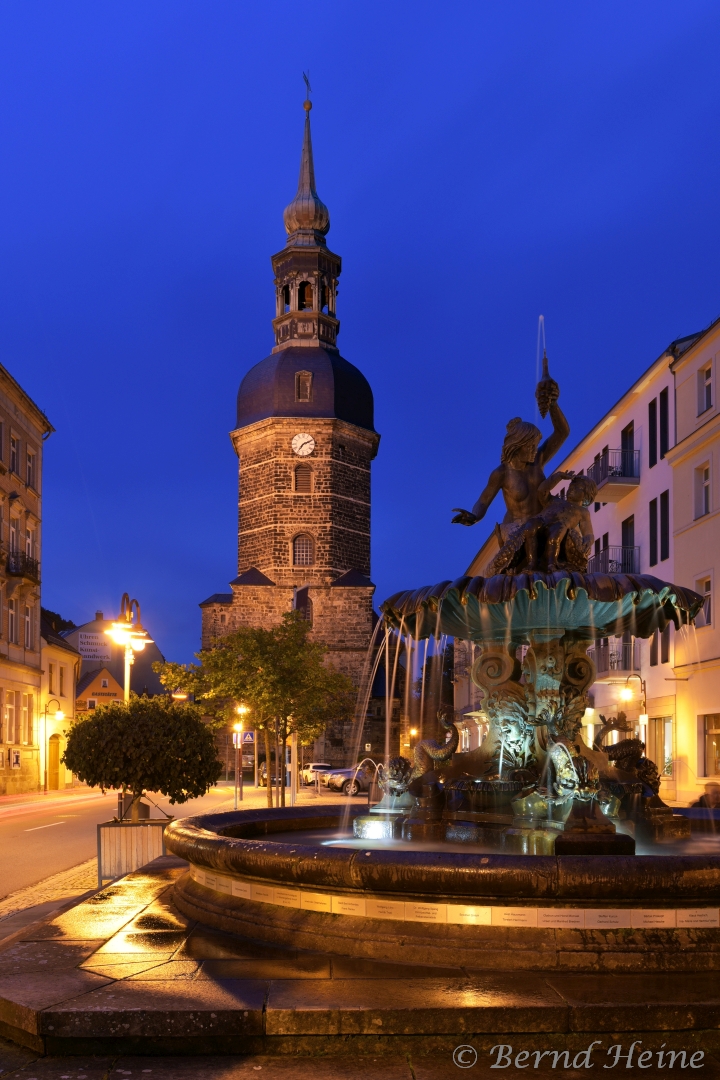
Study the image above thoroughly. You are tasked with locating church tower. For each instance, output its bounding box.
[200,98,380,741]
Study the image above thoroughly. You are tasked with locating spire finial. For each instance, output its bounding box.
[283,79,329,245]
[303,71,312,112]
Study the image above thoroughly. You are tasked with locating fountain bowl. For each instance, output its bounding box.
[165,806,720,973]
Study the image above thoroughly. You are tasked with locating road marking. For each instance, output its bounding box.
[24,821,66,832]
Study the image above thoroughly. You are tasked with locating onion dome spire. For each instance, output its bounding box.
[283,97,330,246]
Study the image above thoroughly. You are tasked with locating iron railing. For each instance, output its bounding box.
[7,551,39,582]
[589,641,641,675]
[586,449,640,487]
[587,546,639,575]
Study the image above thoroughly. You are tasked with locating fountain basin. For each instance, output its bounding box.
[165,806,720,972]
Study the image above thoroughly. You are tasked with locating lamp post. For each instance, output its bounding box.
[105,593,153,702]
[233,705,249,809]
[621,673,648,728]
[42,698,64,793]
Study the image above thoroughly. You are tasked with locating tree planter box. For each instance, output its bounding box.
[96,819,171,887]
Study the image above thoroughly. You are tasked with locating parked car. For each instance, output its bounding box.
[258,761,291,787]
[300,762,332,786]
[323,762,377,796]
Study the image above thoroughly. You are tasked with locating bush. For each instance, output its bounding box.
[63,697,222,816]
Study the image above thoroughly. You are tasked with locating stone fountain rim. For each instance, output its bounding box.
[165,806,720,902]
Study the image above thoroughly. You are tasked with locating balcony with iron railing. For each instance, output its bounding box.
[585,449,640,501]
[588,639,640,679]
[587,545,640,575]
[6,551,40,583]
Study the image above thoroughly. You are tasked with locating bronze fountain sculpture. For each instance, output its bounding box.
[376,358,703,852]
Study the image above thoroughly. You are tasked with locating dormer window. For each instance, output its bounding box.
[295,371,313,402]
[298,281,313,311]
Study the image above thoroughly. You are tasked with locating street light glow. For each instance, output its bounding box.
[620,687,633,701]
[55,709,64,722]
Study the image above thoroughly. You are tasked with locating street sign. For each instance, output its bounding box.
[242,731,255,744]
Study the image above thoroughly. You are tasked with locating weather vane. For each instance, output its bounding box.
[303,71,312,101]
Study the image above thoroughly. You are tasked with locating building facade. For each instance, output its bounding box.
[63,609,166,700]
[200,101,380,765]
[40,615,80,790]
[0,364,53,795]
[454,326,720,804]
[667,320,720,801]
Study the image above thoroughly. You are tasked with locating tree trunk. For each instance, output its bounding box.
[263,726,273,808]
[280,729,287,808]
[274,718,281,808]
[130,791,143,823]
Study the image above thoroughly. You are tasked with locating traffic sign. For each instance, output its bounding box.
[242,731,255,744]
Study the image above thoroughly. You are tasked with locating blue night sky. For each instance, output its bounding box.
[4,2,720,662]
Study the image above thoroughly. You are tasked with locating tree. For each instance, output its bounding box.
[62,697,222,820]
[154,611,356,807]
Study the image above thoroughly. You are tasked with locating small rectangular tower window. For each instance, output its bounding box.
[295,371,313,402]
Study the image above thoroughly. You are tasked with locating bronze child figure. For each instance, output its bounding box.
[523,473,597,572]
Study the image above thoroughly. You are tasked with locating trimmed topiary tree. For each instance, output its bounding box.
[63,696,222,820]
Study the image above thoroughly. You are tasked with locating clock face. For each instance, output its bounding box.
[292,433,315,457]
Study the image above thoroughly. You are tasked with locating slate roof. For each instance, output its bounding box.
[330,568,374,588]
[235,346,375,433]
[230,567,276,586]
[199,593,233,607]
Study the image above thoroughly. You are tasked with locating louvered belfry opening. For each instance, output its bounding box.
[293,534,314,566]
[295,464,312,493]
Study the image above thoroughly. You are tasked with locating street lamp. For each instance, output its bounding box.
[42,698,64,793]
[233,704,249,809]
[621,673,648,727]
[105,593,153,702]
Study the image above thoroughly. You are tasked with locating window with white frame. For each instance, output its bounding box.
[25,527,33,558]
[21,693,32,744]
[24,605,31,649]
[699,364,713,416]
[695,464,711,518]
[9,435,18,475]
[26,449,36,489]
[8,599,17,644]
[6,691,16,742]
[59,665,65,696]
[9,518,18,552]
[697,577,712,627]
[48,662,55,694]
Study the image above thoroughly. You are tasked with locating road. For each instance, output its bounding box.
[0,785,239,898]
[0,781,348,899]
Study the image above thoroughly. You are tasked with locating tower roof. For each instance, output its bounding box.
[282,101,330,246]
[235,346,375,432]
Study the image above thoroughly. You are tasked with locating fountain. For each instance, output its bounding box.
[165,360,718,972]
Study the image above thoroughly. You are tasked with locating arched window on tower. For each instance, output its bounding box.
[293,534,314,566]
[298,281,314,311]
[282,284,290,312]
[295,371,312,401]
[294,464,312,493]
[320,282,328,312]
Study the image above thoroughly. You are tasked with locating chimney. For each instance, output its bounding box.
[95,611,104,621]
